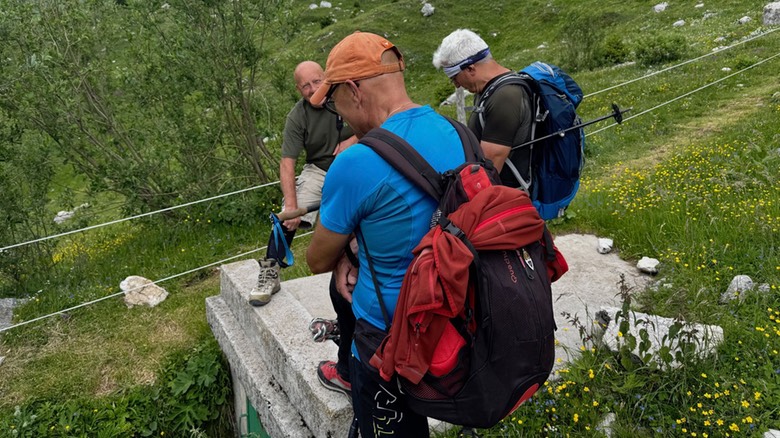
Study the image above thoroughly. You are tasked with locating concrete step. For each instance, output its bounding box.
[212,260,351,437]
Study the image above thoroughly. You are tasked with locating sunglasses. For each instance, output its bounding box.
[323,81,360,115]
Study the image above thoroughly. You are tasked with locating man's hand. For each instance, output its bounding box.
[333,253,358,303]
[333,135,358,156]
[282,215,302,231]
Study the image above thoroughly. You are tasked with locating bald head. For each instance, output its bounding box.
[294,61,325,103]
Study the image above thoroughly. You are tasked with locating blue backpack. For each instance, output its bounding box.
[475,61,584,220]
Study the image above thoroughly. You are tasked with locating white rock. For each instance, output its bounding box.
[758,283,771,293]
[722,67,732,72]
[421,3,435,17]
[695,3,704,7]
[764,429,780,438]
[0,356,4,367]
[599,306,724,370]
[637,257,660,275]
[309,3,318,9]
[597,412,617,437]
[673,19,686,27]
[161,3,170,10]
[703,12,717,19]
[597,238,614,254]
[319,1,331,7]
[738,15,752,24]
[654,2,668,13]
[53,210,75,224]
[439,89,473,106]
[121,276,169,308]
[537,44,547,49]
[720,275,754,302]
[765,2,780,25]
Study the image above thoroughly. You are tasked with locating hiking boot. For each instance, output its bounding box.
[249,259,281,307]
[309,317,340,343]
[317,360,351,396]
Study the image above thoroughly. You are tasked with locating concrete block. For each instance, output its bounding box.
[218,261,351,437]
[206,296,312,437]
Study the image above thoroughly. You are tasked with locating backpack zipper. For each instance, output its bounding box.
[473,204,534,234]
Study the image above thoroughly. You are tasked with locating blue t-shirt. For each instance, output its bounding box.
[319,106,466,356]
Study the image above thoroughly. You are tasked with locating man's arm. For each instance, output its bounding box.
[279,157,301,230]
[333,135,358,155]
[307,224,350,274]
[480,140,511,172]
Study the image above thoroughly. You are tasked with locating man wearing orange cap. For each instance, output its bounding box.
[306,32,467,436]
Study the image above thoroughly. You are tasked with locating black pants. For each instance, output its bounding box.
[329,274,355,381]
[349,356,430,437]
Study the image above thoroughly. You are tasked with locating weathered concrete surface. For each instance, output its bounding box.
[214,261,351,437]
[550,234,652,365]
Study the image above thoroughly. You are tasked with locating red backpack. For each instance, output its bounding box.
[356,117,568,428]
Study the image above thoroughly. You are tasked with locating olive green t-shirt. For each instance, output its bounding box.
[281,99,354,171]
[468,73,533,188]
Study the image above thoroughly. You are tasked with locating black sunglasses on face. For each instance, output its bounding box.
[323,81,359,115]
[323,83,341,115]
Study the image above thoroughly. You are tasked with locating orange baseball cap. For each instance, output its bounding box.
[311,31,405,106]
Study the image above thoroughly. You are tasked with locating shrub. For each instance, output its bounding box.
[0,340,234,437]
[634,34,688,67]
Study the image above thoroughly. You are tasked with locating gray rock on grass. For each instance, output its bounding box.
[637,257,660,275]
[766,2,780,25]
[719,275,754,303]
[121,276,169,308]
[597,238,614,254]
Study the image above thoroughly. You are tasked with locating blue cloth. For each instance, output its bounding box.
[319,106,465,359]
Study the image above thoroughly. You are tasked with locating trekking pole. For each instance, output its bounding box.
[510,103,631,151]
[276,204,321,221]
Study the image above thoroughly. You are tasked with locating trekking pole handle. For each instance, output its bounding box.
[276,204,320,221]
[511,103,632,151]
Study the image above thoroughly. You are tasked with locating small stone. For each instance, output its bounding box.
[720,275,754,302]
[713,36,726,42]
[0,356,4,367]
[319,1,331,7]
[764,429,780,438]
[308,3,318,9]
[537,44,547,49]
[637,257,660,275]
[597,238,614,254]
[766,2,780,25]
[758,283,770,293]
[597,412,617,437]
[738,15,752,24]
[673,19,686,27]
[54,210,75,224]
[722,67,732,72]
[703,12,717,19]
[121,276,169,308]
[695,3,704,7]
[654,2,668,13]
[421,3,434,17]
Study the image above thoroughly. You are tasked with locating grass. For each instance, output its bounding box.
[1,0,779,435]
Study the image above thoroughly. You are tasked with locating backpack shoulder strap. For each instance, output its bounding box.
[360,128,443,200]
[442,115,482,162]
[360,117,481,200]
[475,73,535,129]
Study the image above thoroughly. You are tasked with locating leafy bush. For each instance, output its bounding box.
[0,340,234,437]
[634,34,688,67]
[598,34,630,66]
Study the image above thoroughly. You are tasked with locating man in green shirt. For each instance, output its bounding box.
[433,29,533,190]
[251,60,355,306]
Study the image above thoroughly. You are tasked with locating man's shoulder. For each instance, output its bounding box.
[285,98,307,119]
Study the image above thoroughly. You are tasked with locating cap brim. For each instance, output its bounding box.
[310,82,332,107]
